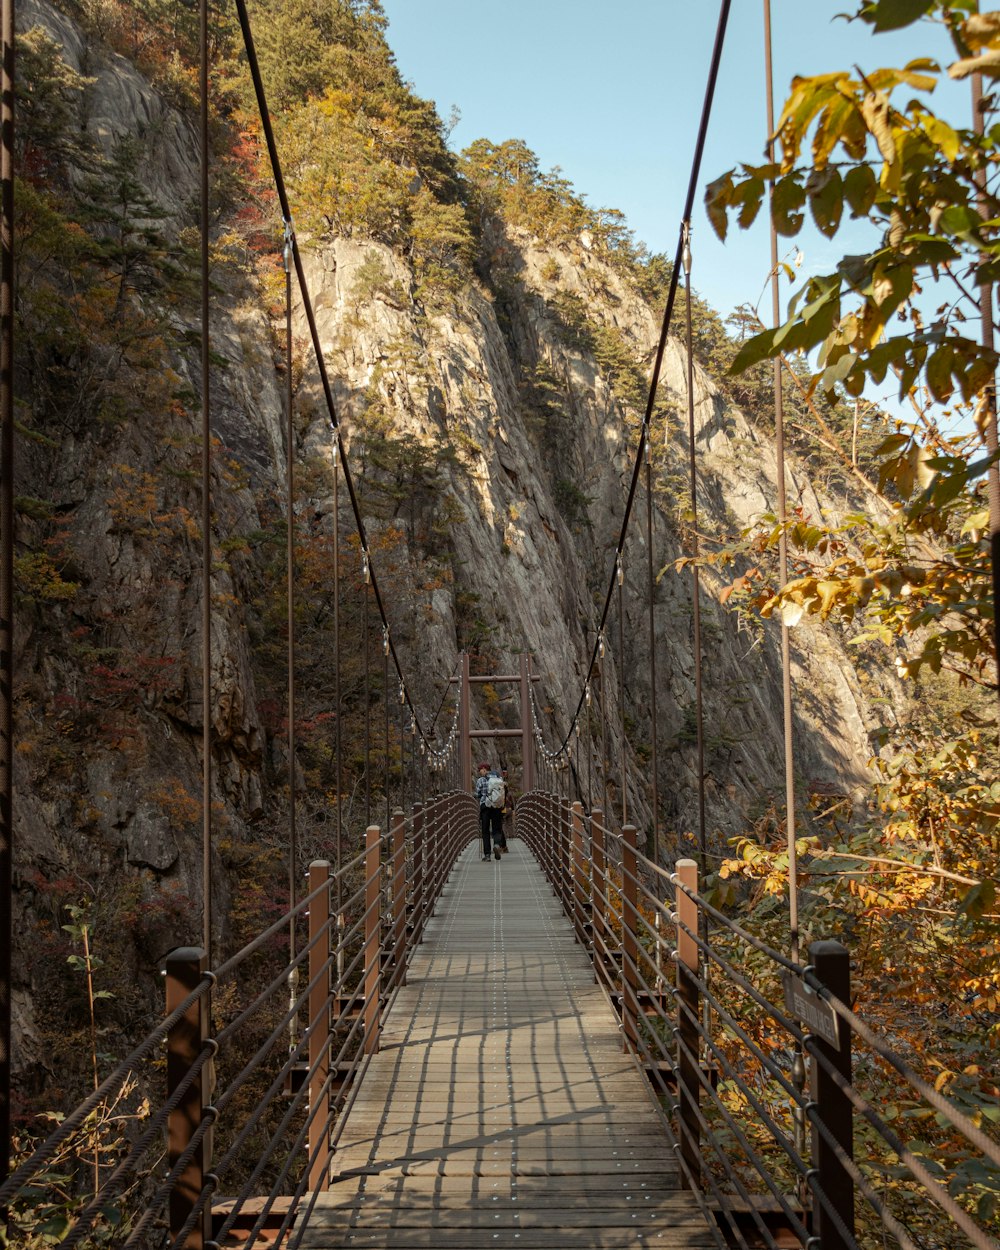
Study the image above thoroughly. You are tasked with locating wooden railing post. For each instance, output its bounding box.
[411,800,424,945]
[563,799,574,912]
[571,800,587,946]
[427,797,439,902]
[364,825,382,1056]
[392,808,407,985]
[166,946,209,1249]
[620,824,640,1054]
[307,859,331,1192]
[809,940,854,1250]
[674,857,700,1191]
[590,808,606,984]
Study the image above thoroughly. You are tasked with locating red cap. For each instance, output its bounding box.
[478,761,489,770]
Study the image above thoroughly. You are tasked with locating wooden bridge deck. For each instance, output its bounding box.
[296,839,716,1249]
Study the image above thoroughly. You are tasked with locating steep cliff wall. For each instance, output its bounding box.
[293,222,876,836]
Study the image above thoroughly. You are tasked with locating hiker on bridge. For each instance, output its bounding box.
[499,768,512,854]
[474,761,505,861]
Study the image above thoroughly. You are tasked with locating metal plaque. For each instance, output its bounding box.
[782,973,841,1049]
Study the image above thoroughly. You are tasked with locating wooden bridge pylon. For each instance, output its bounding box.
[455,651,540,793]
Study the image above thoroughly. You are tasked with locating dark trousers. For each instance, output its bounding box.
[480,805,492,857]
[480,806,503,856]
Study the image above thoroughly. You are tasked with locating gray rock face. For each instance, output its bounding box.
[292,227,876,844]
[21,0,199,216]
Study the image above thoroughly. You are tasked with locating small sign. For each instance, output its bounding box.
[782,973,841,1049]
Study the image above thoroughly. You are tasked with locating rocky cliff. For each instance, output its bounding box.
[10,0,881,1103]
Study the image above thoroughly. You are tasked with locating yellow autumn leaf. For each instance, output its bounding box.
[817,580,843,617]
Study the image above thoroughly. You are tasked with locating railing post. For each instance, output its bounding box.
[392,808,407,985]
[411,800,424,945]
[428,797,439,903]
[674,857,700,1191]
[571,800,587,945]
[809,940,854,1250]
[307,860,331,1192]
[562,798,573,908]
[167,946,209,1249]
[555,798,566,905]
[364,824,382,1056]
[621,824,640,1054]
[590,808,606,984]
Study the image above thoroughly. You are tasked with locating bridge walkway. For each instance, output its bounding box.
[297,838,716,1249]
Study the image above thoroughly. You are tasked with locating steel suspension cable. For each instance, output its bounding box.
[763,0,807,1160]
[363,578,371,827]
[333,450,342,908]
[556,0,733,761]
[644,434,660,862]
[395,685,402,810]
[199,0,212,965]
[232,0,445,750]
[763,0,799,967]
[284,225,298,978]
[599,663,609,818]
[971,72,1000,711]
[586,682,592,810]
[683,225,708,876]
[0,0,13,1192]
[383,642,390,832]
[616,561,627,826]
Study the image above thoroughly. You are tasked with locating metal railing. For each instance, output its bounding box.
[2,790,477,1249]
[517,792,1000,1250]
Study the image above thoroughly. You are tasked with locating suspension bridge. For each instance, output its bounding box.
[1,0,999,1248]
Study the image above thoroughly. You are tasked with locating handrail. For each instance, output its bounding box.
[518,790,1000,1250]
[5,788,479,1248]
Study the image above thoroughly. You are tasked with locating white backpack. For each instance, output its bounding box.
[486,774,505,809]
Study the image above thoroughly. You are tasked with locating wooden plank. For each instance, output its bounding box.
[294,841,712,1249]
[297,1228,713,1249]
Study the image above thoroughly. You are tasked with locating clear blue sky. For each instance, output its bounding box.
[380,1,966,373]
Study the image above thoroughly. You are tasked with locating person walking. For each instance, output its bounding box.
[474,761,493,861]
[486,765,505,860]
[499,768,512,853]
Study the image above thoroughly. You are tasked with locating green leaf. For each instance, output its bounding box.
[904,233,960,266]
[705,171,734,241]
[930,463,972,508]
[863,0,936,33]
[728,326,779,375]
[843,164,878,217]
[34,1214,71,1238]
[735,177,765,230]
[773,174,806,236]
[820,350,857,392]
[877,432,910,456]
[925,343,955,401]
[807,166,844,237]
[938,203,981,240]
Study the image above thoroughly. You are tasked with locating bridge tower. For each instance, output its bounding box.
[455,652,537,793]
